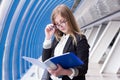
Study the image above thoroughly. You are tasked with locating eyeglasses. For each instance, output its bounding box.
[55,20,67,28]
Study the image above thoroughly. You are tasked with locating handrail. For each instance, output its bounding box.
[81,10,120,30]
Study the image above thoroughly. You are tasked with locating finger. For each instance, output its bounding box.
[46,24,55,31]
[57,64,62,69]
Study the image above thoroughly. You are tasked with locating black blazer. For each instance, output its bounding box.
[42,34,90,80]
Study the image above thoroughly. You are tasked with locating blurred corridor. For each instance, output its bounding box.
[0,0,120,80]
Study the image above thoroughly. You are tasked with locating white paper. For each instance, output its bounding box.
[22,56,47,69]
[22,56,57,70]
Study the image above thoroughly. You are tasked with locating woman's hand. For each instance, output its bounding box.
[47,64,72,77]
[45,24,55,40]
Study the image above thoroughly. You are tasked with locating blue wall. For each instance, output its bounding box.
[0,0,74,80]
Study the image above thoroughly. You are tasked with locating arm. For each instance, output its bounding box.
[42,24,55,62]
[75,35,90,76]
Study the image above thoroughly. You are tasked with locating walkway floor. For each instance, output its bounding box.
[86,63,120,80]
[21,61,120,80]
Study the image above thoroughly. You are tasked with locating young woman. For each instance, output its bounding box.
[42,4,90,80]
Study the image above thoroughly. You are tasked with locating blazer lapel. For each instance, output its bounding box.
[63,37,72,53]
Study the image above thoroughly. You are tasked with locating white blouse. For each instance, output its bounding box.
[54,34,70,57]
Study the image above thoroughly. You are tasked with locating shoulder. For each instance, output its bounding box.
[75,34,90,48]
[75,34,87,41]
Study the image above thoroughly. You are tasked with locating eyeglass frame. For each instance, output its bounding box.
[54,20,67,28]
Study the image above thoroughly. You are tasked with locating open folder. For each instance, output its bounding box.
[22,52,84,70]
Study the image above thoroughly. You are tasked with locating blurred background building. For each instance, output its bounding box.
[0,0,120,80]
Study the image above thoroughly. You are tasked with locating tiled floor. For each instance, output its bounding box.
[86,63,120,80]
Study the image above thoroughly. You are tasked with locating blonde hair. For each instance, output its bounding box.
[51,4,82,45]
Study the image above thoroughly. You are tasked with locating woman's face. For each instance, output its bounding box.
[54,15,69,34]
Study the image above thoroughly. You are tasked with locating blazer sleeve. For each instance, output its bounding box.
[42,38,58,62]
[75,35,90,76]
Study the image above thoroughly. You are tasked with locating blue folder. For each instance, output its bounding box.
[23,52,84,70]
[47,52,84,69]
